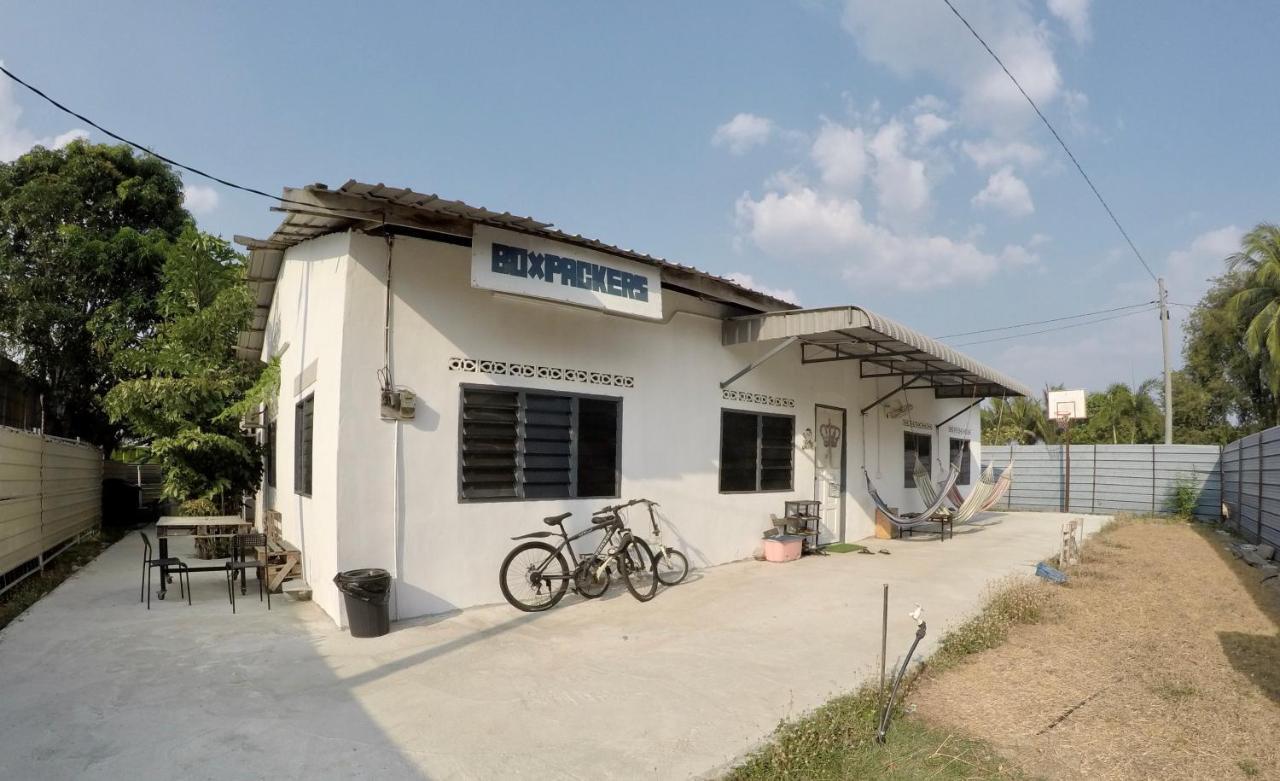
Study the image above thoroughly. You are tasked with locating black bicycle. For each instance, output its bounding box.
[498,507,656,612]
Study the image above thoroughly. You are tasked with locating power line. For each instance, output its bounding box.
[940,0,1158,284]
[950,305,1159,348]
[0,63,363,218]
[936,300,1156,339]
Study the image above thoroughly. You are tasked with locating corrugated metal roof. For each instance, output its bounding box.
[722,306,1033,398]
[234,180,799,357]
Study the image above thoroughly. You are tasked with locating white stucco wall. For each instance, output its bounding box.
[259,232,352,621]
[259,230,986,625]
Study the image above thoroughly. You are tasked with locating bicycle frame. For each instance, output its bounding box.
[530,517,619,585]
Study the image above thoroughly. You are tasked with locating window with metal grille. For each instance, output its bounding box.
[458,386,620,501]
[294,395,313,496]
[904,431,931,488]
[949,438,971,484]
[719,410,794,493]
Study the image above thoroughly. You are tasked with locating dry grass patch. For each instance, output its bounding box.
[911,518,1280,780]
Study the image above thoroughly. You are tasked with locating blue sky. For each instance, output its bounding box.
[2,1,1276,393]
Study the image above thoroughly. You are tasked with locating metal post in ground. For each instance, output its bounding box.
[879,583,888,707]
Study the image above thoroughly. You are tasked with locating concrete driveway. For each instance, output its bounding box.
[0,511,1102,780]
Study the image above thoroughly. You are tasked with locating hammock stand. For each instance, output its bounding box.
[864,463,962,541]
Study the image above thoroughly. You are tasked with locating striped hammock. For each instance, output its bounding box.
[913,456,996,525]
[866,462,962,529]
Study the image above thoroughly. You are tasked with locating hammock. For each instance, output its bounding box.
[865,462,961,529]
[915,456,997,526]
[978,460,1014,512]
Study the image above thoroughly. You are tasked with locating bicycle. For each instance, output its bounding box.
[629,499,689,586]
[498,507,656,612]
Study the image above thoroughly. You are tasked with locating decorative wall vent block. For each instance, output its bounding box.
[448,357,635,389]
[722,388,796,409]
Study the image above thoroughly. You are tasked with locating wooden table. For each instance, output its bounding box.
[155,516,253,599]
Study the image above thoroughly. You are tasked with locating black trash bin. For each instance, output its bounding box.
[333,568,392,638]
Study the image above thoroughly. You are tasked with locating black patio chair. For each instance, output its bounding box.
[140,531,191,609]
[226,533,271,613]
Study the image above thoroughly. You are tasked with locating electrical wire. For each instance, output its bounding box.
[0,63,374,218]
[949,305,1159,348]
[940,0,1158,284]
[936,300,1156,339]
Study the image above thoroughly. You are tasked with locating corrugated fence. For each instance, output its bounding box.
[1221,428,1280,548]
[0,427,103,593]
[984,444,1222,521]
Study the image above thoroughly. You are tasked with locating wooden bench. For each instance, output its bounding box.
[255,510,302,591]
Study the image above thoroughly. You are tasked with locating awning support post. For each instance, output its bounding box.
[720,337,798,389]
[860,374,924,415]
[935,399,985,429]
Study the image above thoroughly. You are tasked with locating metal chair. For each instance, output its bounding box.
[226,533,271,613]
[140,531,191,609]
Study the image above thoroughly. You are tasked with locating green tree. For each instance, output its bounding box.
[1228,224,1280,415]
[103,227,268,508]
[1081,380,1162,444]
[981,396,1054,445]
[0,141,187,448]
[1184,269,1274,431]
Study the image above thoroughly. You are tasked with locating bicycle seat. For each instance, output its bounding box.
[590,514,618,526]
[542,512,571,526]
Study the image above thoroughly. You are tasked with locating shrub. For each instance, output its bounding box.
[1170,476,1199,519]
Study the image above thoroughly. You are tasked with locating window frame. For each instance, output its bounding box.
[903,431,932,489]
[949,437,972,485]
[294,394,314,497]
[456,383,623,503]
[718,408,796,494]
[265,416,277,489]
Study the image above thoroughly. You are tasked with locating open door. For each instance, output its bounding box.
[814,405,846,544]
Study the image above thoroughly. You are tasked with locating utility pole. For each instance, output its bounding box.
[1158,277,1172,444]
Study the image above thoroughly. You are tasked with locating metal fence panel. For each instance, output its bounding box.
[985,443,1222,521]
[0,427,102,587]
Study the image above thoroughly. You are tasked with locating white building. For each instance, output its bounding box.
[238,181,1032,627]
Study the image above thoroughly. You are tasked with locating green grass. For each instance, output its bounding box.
[726,684,1023,780]
[726,574,1057,779]
[823,543,868,554]
[0,529,121,632]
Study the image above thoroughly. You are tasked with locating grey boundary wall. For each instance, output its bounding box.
[983,443,1222,522]
[1221,428,1280,548]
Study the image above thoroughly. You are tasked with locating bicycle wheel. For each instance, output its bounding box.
[574,556,611,599]
[619,537,657,602]
[499,541,569,611]
[654,548,689,586]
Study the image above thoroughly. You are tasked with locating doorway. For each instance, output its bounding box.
[814,404,847,544]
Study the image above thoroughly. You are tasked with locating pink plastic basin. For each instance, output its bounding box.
[763,536,803,563]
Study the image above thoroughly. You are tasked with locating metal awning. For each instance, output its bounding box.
[722,306,1033,399]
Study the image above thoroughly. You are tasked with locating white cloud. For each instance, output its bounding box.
[734,185,1033,290]
[183,183,220,215]
[725,272,799,305]
[912,112,951,144]
[868,120,931,225]
[961,138,1046,169]
[0,70,88,162]
[712,113,775,154]
[809,122,868,192]
[1047,0,1092,44]
[972,166,1034,218]
[841,0,1071,129]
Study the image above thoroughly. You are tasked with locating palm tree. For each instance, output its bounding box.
[1089,381,1161,444]
[1228,224,1280,396]
[982,396,1053,445]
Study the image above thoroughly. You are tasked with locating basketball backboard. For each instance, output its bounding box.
[1045,389,1087,420]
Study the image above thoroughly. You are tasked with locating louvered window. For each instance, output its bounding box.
[294,395,314,496]
[459,386,620,501]
[719,410,794,492]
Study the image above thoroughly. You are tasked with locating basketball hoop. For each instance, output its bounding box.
[1056,411,1071,432]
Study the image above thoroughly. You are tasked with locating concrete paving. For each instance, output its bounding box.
[0,511,1104,780]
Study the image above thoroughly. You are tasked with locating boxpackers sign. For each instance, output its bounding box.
[471,226,663,320]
